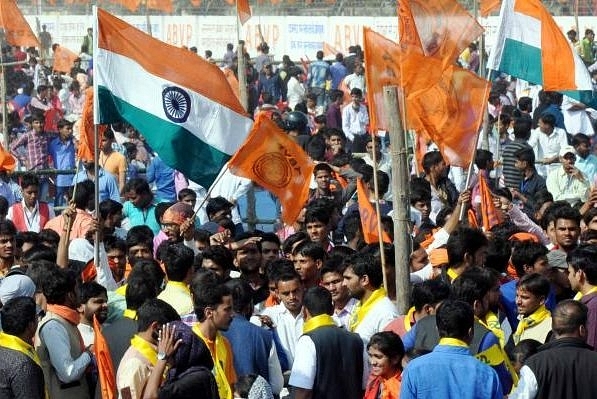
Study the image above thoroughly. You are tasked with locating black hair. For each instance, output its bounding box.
[19,173,39,189]
[305,205,331,226]
[98,199,123,220]
[450,267,492,306]
[509,339,541,366]
[552,299,588,336]
[422,151,444,174]
[411,279,451,312]
[201,245,234,272]
[303,286,334,316]
[177,188,196,201]
[124,178,152,196]
[516,273,551,299]
[42,267,76,305]
[73,179,95,210]
[282,231,308,256]
[104,236,126,253]
[126,225,154,252]
[136,298,180,332]
[266,259,296,283]
[511,241,548,277]
[78,281,107,304]
[39,228,60,249]
[367,331,405,367]
[224,278,253,314]
[260,231,281,247]
[344,253,383,289]
[514,147,535,165]
[160,243,193,282]
[129,258,165,294]
[436,299,474,340]
[0,296,37,335]
[292,240,326,261]
[206,196,232,219]
[192,282,231,322]
[567,244,597,286]
[154,201,175,223]
[0,220,16,237]
[446,227,488,267]
[475,149,493,170]
[125,275,160,311]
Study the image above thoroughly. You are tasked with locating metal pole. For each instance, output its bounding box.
[384,85,410,314]
[237,34,248,111]
[369,128,387,292]
[93,125,100,267]
[0,50,7,149]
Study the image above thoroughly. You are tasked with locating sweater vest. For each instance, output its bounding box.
[11,202,50,232]
[35,312,90,399]
[305,326,364,399]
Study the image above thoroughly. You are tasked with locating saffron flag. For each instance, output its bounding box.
[0,0,40,48]
[147,0,173,13]
[404,53,491,168]
[94,315,116,399]
[356,178,391,244]
[478,173,501,231]
[228,113,314,224]
[480,0,501,17]
[237,0,251,25]
[397,0,423,53]
[94,8,253,189]
[79,88,107,161]
[488,0,592,92]
[52,45,79,74]
[409,0,483,65]
[0,145,16,172]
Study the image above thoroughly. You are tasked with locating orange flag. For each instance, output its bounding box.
[189,0,202,6]
[228,113,314,224]
[147,0,173,13]
[403,54,490,167]
[52,45,79,74]
[222,67,241,102]
[237,0,251,25]
[478,173,501,231]
[94,315,116,399]
[356,178,391,244]
[0,145,16,172]
[323,42,340,58]
[78,88,107,162]
[409,0,483,66]
[0,0,40,48]
[397,0,423,53]
[480,0,501,17]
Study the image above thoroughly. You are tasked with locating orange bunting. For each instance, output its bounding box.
[409,0,483,66]
[94,315,116,399]
[237,0,252,25]
[147,0,173,13]
[52,45,79,74]
[0,0,40,48]
[228,113,314,224]
[356,178,392,244]
[480,0,501,17]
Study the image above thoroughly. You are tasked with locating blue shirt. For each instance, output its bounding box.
[122,201,160,235]
[308,60,330,89]
[329,61,347,90]
[48,137,75,187]
[576,153,597,182]
[401,344,502,399]
[146,156,176,202]
[73,167,121,203]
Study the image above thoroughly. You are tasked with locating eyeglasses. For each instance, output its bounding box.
[161,223,178,231]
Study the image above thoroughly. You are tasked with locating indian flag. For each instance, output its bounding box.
[488,0,592,92]
[93,8,253,188]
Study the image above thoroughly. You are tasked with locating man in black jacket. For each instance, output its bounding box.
[511,299,597,398]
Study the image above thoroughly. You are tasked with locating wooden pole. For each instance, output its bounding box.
[369,129,387,293]
[575,0,580,41]
[384,85,410,314]
[237,42,248,112]
[0,49,6,149]
[93,125,100,267]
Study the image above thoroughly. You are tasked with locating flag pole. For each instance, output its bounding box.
[190,164,230,221]
[459,68,493,222]
[92,5,100,267]
[236,2,248,111]
[369,124,388,293]
[384,85,410,313]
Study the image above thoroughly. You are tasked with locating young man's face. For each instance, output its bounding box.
[0,234,15,261]
[31,119,43,133]
[413,200,431,220]
[234,243,262,273]
[261,241,280,264]
[127,244,153,265]
[210,295,233,331]
[314,170,331,191]
[554,218,580,250]
[59,124,73,141]
[80,293,108,324]
[306,220,328,244]
[293,254,321,284]
[107,248,126,282]
[276,278,303,313]
[22,185,39,208]
[180,195,197,209]
[516,287,544,317]
[321,271,349,305]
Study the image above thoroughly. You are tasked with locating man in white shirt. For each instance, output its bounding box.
[342,87,369,153]
[527,113,569,178]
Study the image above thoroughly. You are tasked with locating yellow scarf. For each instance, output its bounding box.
[574,286,597,300]
[404,306,416,332]
[479,312,506,348]
[123,309,137,320]
[193,324,232,399]
[303,314,336,334]
[167,281,191,294]
[438,337,469,348]
[446,268,459,282]
[130,335,157,366]
[513,305,550,345]
[0,332,49,399]
[350,287,387,332]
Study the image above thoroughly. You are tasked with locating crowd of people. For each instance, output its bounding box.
[2,24,597,399]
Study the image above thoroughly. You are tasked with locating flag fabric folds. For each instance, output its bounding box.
[94,315,116,399]
[480,0,501,17]
[356,178,391,244]
[94,8,253,189]
[147,0,173,13]
[409,0,483,65]
[52,45,79,74]
[488,0,592,92]
[0,0,40,48]
[237,0,252,25]
[478,173,501,231]
[228,113,314,224]
[397,0,423,53]
[79,88,107,162]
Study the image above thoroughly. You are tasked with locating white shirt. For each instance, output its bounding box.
[332,297,358,330]
[77,322,95,347]
[546,167,590,205]
[7,200,55,232]
[354,296,399,346]
[509,365,538,399]
[343,73,366,93]
[527,127,569,178]
[287,76,305,111]
[208,164,252,225]
[342,104,369,141]
[259,303,304,367]
[562,96,595,136]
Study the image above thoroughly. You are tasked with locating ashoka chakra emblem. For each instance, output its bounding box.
[252,152,292,189]
[162,86,191,123]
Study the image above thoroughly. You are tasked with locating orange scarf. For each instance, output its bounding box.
[47,304,80,325]
[364,371,401,399]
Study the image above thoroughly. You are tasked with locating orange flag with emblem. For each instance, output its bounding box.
[237,0,251,25]
[94,315,116,399]
[0,0,40,48]
[356,178,391,244]
[409,0,483,66]
[228,113,314,224]
[52,45,79,74]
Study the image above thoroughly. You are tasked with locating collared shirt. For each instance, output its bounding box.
[354,295,398,346]
[330,61,347,89]
[342,104,369,141]
[44,208,94,240]
[48,137,76,187]
[546,167,590,204]
[9,130,48,170]
[308,60,330,88]
[146,156,176,202]
[333,297,358,329]
[260,303,304,367]
[77,323,94,347]
[527,127,569,178]
[123,201,160,235]
[343,73,366,93]
[576,154,597,183]
[117,342,154,399]
[7,200,55,232]
[73,167,121,203]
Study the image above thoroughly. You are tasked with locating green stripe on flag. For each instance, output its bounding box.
[499,38,543,86]
[98,85,230,188]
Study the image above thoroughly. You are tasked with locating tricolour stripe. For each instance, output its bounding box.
[96,8,246,117]
[94,47,252,156]
[98,85,230,188]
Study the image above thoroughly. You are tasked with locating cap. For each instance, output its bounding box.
[0,274,36,305]
[559,145,576,157]
[547,249,568,270]
[162,202,194,225]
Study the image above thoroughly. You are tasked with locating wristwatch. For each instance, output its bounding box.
[157,352,167,361]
